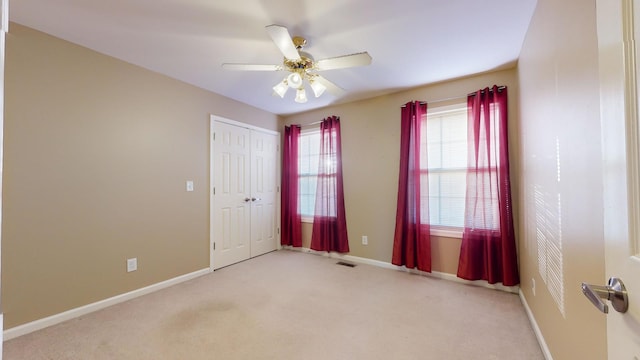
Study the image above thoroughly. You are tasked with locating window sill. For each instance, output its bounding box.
[430,227,463,238]
[301,217,314,224]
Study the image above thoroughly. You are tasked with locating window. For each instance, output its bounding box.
[420,104,468,228]
[298,130,320,219]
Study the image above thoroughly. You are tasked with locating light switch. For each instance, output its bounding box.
[186,180,194,192]
[127,258,137,272]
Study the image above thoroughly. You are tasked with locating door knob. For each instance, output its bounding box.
[244,197,251,202]
[581,277,628,314]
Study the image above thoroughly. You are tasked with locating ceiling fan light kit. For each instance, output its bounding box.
[222,24,372,104]
[271,72,312,103]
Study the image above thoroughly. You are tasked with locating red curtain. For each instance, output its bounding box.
[457,86,519,286]
[391,101,431,272]
[310,116,350,253]
[281,125,302,247]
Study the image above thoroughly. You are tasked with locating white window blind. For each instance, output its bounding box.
[421,105,468,228]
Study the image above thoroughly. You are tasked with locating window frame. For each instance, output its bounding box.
[298,128,321,223]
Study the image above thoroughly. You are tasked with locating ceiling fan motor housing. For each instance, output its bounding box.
[284,51,314,73]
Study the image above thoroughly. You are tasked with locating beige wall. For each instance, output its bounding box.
[283,69,519,275]
[2,23,279,328]
[517,0,606,359]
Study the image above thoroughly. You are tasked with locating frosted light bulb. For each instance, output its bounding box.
[295,88,308,103]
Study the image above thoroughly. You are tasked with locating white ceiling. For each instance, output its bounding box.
[10,0,538,116]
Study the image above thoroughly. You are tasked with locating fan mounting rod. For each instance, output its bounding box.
[292,36,307,49]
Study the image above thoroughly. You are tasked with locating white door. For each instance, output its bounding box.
[250,130,278,257]
[212,121,252,269]
[597,0,640,357]
[211,118,279,269]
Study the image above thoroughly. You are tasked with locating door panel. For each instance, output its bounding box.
[213,122,251,269]
[250,130,278,257]
[597,0,640,357]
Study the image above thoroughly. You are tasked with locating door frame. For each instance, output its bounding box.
[209,115,281,271]
[0,0,8,355]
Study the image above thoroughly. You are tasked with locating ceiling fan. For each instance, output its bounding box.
[222,25,372,103]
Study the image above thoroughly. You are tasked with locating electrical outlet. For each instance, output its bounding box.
[532,278,536,296]
[127,258,138,272]
[362,235,368,245]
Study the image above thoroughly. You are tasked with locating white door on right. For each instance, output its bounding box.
[249,130,278,258]
[598,0,640,358]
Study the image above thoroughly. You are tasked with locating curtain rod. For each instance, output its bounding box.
[284,120,321,129]
[300,120,323,128]
[401,86,507,108]
[468,85,506,96]
[299,116,340,128]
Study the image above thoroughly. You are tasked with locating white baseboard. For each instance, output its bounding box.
[4,268,210,341]
[282,246,520,294]
[519,290,553,360]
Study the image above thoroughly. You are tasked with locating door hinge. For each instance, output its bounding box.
[277,228,280,235]
[213,132,216,141]
[213,242,216,250]
[213,187,216,195]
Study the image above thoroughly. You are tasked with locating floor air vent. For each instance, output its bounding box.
[336,261,356,268]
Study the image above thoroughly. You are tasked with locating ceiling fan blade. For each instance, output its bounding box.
[221,63,282,71]
[315,52,372,71]
[313,75,345,96]
[265,24,301,61]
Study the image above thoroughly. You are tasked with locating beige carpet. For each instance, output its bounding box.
[4,250,544,359]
